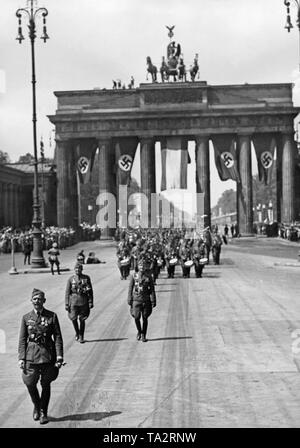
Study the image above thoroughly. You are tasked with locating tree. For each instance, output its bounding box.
[0,150,10,164]
[17,153,35,164]
[212,189,236,216]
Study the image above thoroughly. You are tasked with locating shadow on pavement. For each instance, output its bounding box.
[84,338,128,343]
[155,289,176,293]
[49,410,121,422]
[148,336,192,341]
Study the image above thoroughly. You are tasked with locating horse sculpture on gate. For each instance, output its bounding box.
[189,53,199,82]
[146,56,158,82]
[146,27,199,84]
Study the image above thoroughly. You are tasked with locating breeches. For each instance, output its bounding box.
[22,362,59,388]
[68,303,90,321]
[130,301,152,320]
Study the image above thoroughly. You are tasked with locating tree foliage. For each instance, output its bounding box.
[212,189,236,216]
[17,153,35,164]
[0,150,10,164]
[212,172,277,217]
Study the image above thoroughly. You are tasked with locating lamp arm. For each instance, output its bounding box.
[16,9,30,20]
[34,7,48,19]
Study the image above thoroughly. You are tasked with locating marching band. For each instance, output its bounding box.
[116,227,223,281]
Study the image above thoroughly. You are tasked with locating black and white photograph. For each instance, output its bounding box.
[1,0,300,435]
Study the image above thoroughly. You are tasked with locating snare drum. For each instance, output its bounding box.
[199,257,208,265]
[184,260,194,268]
[120,257,130,266]
[169,257,178,266]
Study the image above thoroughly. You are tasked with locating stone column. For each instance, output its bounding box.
[98,138,116,237]
[195,136,210,228]
[140,138,156,228]
[0,183,3,227]
[237,135,253,235]
[56,140,74,227]
[14,185,20,228]
[276,137,283,224]
[8,184,14,227]
[282,133,295,223]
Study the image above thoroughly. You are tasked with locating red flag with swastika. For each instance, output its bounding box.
[76,141,97,184]
[212,135,240,183]
[252,134,276,186]
[115,138,138,186]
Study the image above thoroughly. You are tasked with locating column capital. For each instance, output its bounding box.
[139,137,155,146]
[98,138,112,147]
[194,135,210,146]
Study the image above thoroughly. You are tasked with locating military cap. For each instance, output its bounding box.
[74,262,83,269]
[32,288,45,300]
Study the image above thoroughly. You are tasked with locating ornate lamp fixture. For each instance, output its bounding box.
[283,1,300,69]
[16,0,49,268]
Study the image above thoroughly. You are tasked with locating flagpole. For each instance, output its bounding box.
[76,170,81,226]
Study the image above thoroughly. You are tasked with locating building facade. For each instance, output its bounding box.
[0,163,57,229]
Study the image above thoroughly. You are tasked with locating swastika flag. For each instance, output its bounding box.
[212,135,240,183]
[115,138,138,186]
[252,134,276,186]
[76,141,97,184]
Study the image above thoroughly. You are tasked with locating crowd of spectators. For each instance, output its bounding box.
[79,223,102,241]
[253,221,300,241]
[0,224,100,254]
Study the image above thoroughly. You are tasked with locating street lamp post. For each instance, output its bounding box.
[40,137,45,228]
[16,0,49,268]
[283,1,300,70]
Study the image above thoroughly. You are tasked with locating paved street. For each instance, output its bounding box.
[1,237,300,428]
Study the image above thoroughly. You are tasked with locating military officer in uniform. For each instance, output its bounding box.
[48,242,61,275]
[18,288,64,424]
[65,262,94,343]
[127,258,156,342]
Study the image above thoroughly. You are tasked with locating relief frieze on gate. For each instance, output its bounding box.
[55,113,293,135]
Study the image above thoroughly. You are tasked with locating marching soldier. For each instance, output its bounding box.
[164,243,178,279]
[127,258,156,342]
[212,232,223,265]
[193,238,207,278]
[18,288,64,424]
[48,242,61,275]
[65,263,94,343]
[76,249,85,264]
[117,242,131,280]
[179,241,193,278]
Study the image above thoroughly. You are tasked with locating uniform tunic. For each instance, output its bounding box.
[128,271,156,319]
[18,308,63,389]
[65,273,93,320]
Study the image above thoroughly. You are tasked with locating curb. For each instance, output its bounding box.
[273,262,300,267]
[9,267,71,275]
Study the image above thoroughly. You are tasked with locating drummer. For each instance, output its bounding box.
[164,242,178,279]
[193,237,207,278]
[117,242,131,280]
[179,240,193,278]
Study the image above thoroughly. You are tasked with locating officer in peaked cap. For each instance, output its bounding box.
[65,262,94,343]
[127,258,156,342]
[18,288,64,425]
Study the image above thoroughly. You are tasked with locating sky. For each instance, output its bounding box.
[1,0,300,206]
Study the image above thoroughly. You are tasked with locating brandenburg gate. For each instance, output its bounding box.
[48,79,299,234]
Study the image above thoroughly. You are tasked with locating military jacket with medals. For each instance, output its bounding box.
[18,308,63,364]
[65,273,93,307]
[127,271,156,306]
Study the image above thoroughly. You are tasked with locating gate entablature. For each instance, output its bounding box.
[49,82,299,140]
